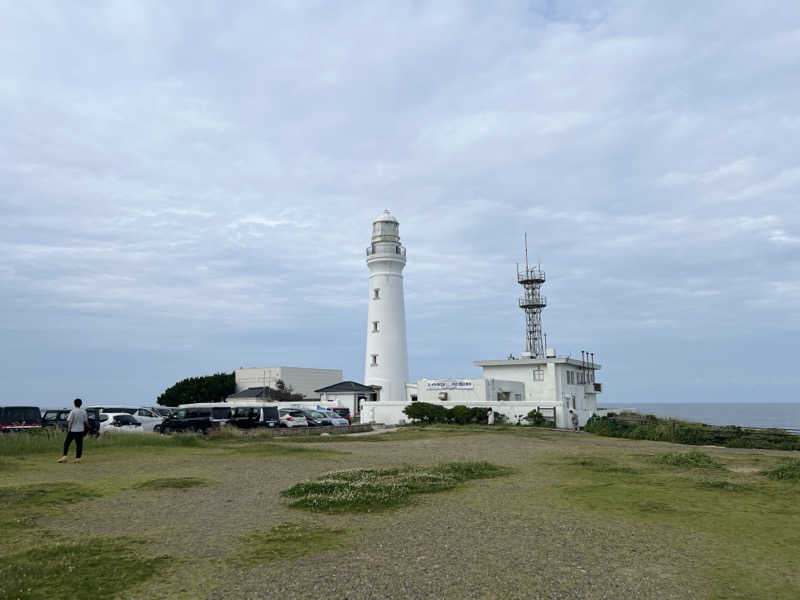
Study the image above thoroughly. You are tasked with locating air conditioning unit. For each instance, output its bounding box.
[438,391,448,401]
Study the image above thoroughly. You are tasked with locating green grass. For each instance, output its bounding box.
[0,482,101,531]
[281,461,512,513]
[243,522,349,561]
[657,450,725,469]
[0,538,168,600]
[0,428,206,457]
[698,480,753,492]
[569,457,639,474]
[763,457,800,481]
[133,477,211,490]
[0,482,100,507]
[552,449,799,599]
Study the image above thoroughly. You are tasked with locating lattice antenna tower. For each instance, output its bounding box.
[517,233,547,358]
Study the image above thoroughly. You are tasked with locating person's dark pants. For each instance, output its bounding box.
[63,431,85,458]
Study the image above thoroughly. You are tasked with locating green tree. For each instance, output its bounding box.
[157,372,235,407]
[270,379,304,402]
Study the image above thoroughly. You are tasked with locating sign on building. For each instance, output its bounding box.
[425,379,474,391]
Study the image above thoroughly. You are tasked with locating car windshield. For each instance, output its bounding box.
[212,407,231,419]
[1,407,41,424]
[307,411,325,419]
[174,409,187,418]
[43,411,63,420]
[101,408,136,415]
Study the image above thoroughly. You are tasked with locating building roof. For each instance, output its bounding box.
[314,380,375,393]
[474,357,601,369]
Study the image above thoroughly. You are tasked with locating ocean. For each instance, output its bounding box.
[620,403,800,431]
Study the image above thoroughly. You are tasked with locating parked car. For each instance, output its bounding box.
[89,406,163,432]
[228,405,280,429]
[279,408,309,428]
[157,405,228,434]
[41,409,70,429]
[320,410,349,427]
[42,408,101,436]
[100,413,143,433]
[0,406,41,432]
[149,406,174,418]
[297,408,332,427]
[329,407,352,425]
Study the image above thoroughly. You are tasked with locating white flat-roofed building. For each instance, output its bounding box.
[234,366,343,400]
[473,355,601,427]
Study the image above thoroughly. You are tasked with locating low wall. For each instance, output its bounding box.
[270,423,373,437]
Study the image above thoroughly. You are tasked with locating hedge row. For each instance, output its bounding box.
[403,403,495,424]
[584,412,800,451]
[402,403,553,426]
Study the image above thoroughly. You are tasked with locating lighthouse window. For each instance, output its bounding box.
[373,288,380,299]
[370,354,378,367]
[372,321,379,333]
[533,368,544,382]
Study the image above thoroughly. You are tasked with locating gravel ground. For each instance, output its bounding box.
[39,431,711,599]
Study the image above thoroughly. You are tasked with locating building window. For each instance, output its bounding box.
[577,371,586,384]
[370,354,378,367]
[533,368,544,382]
[514,393,522,401]
[372,321,379,333]
[410,395,418,402]
[566,371,575,385]
[373,288,380,299]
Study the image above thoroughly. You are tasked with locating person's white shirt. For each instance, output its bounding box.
[67,408,89,433]
[487,411,495,425]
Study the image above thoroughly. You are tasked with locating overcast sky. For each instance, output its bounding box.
[2,1,799,409]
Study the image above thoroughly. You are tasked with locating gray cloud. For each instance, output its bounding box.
[1,1,799,406]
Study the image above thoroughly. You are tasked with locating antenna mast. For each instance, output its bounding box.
[517,234,547,358]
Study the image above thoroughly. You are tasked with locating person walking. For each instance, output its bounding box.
[569,409,579,432]
[58,398,89,463]
[487,407,495,426]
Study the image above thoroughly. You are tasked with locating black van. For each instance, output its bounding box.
[0,406,42,432]
[157,404,233,434]
[228,405,280,429]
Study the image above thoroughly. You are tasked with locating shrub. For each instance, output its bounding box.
[657,451,724,469]
[525,409,550,427]
[448,405,472,424]
[281,461,512,512]
[493,412,508,425]
[762,458,800,481]
[584,414,800,451]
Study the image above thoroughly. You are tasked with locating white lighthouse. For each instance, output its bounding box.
[364,210,409,403]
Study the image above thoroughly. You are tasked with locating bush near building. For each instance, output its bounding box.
[525,409,552,427]
[403,403,491,425]
[585,412,800,451]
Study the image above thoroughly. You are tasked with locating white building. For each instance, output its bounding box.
[234,366,342,400]
[363,210,409,403]
[474,355,601,427]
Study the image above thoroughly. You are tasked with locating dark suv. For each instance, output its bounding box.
[0,406,41,432]
[41,408,101,436]
[158,407,215,434]
[229,405,280,429]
